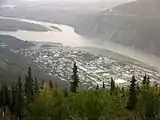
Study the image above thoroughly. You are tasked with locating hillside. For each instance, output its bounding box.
[0,35,64,86]
[74,0,160,57]
[113,0,160,19]
[0,35,32,84]
[0,35,34,49]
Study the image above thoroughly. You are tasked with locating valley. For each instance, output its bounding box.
[0,1,160,120]
[1,34,160,88]
[1,0,160,87]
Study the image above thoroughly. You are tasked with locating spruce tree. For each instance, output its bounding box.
[70,62,79,93]
[110,77,115,95]
[15,76,24,119]
[126,76,137,110]
[96,85,99,90]
[9,85,16,116]
[142,75,147,84]
[25,67,34,103]
[102,81,105,88]
[146,76,150,85]
[49,80,53,89]
[34,78,39,95]
[0,87,2,110]
[1,84,10,116]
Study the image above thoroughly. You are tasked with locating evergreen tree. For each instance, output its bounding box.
[0,84,10,116]
[0,87,2,110]
[25,67,34,103]
[146,76,150,85]
[70,62,79,93]
[110,77,115,95]
[49,80,53,89]
[15,76,24,119]
[102,81,105,88]
[4,85,10,107]
[34,78,39,95]
[9,85,16,116]
[126,76,137,110]
[142,75,147,84]
[96,85,99,90]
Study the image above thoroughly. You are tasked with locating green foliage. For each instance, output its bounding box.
[137,86,160,119]
[63,88,68,97]
[0,84,10,116]
[15,76,25,119]
[9,85,16,114]
[34,78,39,95]
[25,67,34,103]
[0,68,160,120]
[126,76,137,110]
[110,77,115,95]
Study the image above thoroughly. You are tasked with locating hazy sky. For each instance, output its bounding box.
[27,0,134,3]
[0,0,135,4]
[0,0,135,6]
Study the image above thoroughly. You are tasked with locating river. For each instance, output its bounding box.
[1,16,160,71]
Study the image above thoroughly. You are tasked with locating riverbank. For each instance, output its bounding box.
[0,18,51,32]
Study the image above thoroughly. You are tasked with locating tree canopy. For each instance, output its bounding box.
[0,65,159,120]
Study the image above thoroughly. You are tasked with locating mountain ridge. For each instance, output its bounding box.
[74,0,160,57]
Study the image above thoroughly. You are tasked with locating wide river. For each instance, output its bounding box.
[1,16,160,71]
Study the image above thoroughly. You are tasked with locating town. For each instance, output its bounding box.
[19,46,160,87]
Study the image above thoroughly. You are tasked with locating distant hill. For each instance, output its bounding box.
[74,0,160,57]
[113,0,160,19]
[0,35,34,49]
[0,35,65,87]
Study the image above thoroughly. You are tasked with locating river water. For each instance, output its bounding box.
[1,16,160,71]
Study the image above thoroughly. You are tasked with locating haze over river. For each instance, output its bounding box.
[1,16,160,71]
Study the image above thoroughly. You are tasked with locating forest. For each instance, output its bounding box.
[0,63,160,120]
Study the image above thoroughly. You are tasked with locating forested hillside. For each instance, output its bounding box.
[0,64,160,120]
